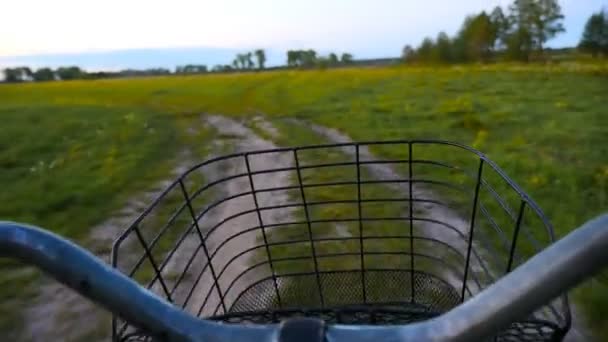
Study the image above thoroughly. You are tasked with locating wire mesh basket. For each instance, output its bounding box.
[111,141,570,341]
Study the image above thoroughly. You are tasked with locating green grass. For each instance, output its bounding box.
[0,104,213,338]
[1,63,607,338]
[0,105,177,237]
[0,104,177,336]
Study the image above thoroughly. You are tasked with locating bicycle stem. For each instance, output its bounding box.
[1,214,607,341]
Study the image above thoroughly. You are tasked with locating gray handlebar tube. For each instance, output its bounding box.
[0,222,276,342]
[1,214,608,341]
[326,214,608,341]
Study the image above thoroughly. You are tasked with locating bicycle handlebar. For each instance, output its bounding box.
[2,214,608,341]
[0,222,275,341]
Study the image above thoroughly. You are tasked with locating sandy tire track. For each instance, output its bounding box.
[169,115,296,317]
[19,115,295,341]
[286,119,485,290]
[285,118,587,341]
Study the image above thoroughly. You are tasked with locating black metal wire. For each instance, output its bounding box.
[194,212,494,288]
[244,154,282,308]
[462,159,484,301]
[507,201,527,273]
[211,233,480,281]
[355,145,367,303]
[133,225,173,302]
[111,141,570,342]
[184,178,470,248]
[408,142,415,302]
[293,149,325,307]
[179,179,227,313]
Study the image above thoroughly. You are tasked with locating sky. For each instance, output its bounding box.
[1,0,605,70]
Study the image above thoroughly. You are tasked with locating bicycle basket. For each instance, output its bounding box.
[111,140,570,341]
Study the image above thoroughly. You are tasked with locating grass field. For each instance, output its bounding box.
[1,63,607,338]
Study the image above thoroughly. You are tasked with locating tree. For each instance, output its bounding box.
[455,12,495,62]
[176,65,207,74]
[507,0,564,59]
[211,65,233,72]
[451,34,468,63]
[316,56,330,70]
[578,10,608,57]
[118,68,170,77]
[533,0,565,52]
[86,71,113,79]
[402,45,415,62]
[33,68,55,81]
[417,37,436,61]
[234,53,249,69]
[245,52,254,69]
[505,25,534,61]
[254,49,266,70]
[287,50,296,67]
[434,32,453,62]
[3,68,21,82]
[302,49,317,67]
[286,49,319,68]
[472,12,496,61]
[19,67,33,80]
[56,66,84,80]
[3,67,35,82]
[506,0,537,61]
[490,6,511,49]
[340,53,354,64]
[328,53,339,65]
[239,54,247,69]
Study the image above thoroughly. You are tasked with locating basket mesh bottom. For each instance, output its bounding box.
[123,271,559,342]
[218,271,561,341]
[120,270,562,342]
[228,271,460,316]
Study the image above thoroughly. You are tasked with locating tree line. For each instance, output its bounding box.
[2,63,222,83]
[224,49,354,70]
[286,50,354,68]
[2,47,357,83]
[402,0,566,63]
[3,66,86,82]
[403,0,608,64]
[2,66,177,82]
